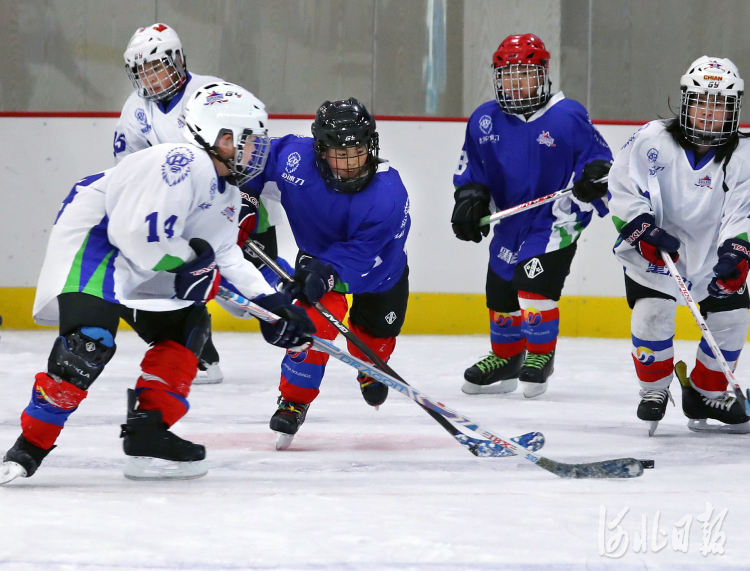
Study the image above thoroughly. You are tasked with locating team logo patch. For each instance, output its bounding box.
[646,148,665,176]
[636,347,656,365]
[288,350,308,363]
[135,108,151,134]
[209,179,218,200]
[479,115,493,135]
[221,205,236,222]
[695,175,713,189]
[285,152,301,173]
[385,311,397,325]
[537,131,556,147]
[204,90,228,105]
[491,312,514,328]
[523,258,544,279]
[523,307,543,326]
[161,147,195,186]
[706,60,724,70]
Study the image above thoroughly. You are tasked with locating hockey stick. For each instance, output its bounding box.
[479,176,608,227]
[661,252,750,414]
[218,286,644,478]
[243,240,533,457]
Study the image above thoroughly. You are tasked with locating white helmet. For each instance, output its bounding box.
[679,56,744,147]
[124,23,187,102]
[183,82,271,186]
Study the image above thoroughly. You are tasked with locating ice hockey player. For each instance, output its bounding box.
[452,33,612,398]
[610,56,750,435]
[0,83,314,485]
[115,22,290,384]
[245,98,411,450]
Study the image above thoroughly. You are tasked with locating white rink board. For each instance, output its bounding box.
[0,116,642,294]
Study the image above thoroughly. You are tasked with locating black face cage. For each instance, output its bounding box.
[679,89,742,147]
[493,64,551,115]
[313,133,380,194]
[126,50,187,102]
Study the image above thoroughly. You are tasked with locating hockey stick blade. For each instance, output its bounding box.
[217,287,642,478]
[239,243,521,458]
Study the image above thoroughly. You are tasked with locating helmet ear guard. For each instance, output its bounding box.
[311,98,380,194]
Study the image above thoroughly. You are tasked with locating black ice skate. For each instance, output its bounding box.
[0,435,54,485]
[358,372,388,409]
[120,389,207,480]
[462,351,526,395]
[519,350,555,398]
[269,397,310,451]
[675,361,750,434]
[637,386,674,436]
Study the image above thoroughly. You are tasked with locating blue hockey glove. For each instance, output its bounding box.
[254,292,315,350]
[620,213,680,267]
[170,238,220,302]
[451,183,491,243]
[708,238,750,298]
[572,160,611,203]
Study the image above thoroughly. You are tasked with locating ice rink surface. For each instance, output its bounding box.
[1,330,749,570]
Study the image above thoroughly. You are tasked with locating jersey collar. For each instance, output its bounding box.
[156,71,192,114]
[510,91,565,123]
[683,147,716,170]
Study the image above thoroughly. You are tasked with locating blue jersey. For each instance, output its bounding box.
[248,135,410,294]
[454,93,612,280]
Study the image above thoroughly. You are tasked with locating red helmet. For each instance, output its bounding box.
[492,34,551,115]
[492,34,550,70]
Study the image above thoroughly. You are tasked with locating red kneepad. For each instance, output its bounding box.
[347,321,396,363]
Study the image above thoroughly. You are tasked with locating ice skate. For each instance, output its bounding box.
[120,390,207,480]
[193,359,224,385]
[637,386,674,436]
[462,352,525,395]
[358,372,388,409]
[519,350,555,398]
[675,361,750,434]
[0,435,54,485]
[269,397,310,451]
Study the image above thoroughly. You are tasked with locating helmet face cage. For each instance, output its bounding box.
[679,89,742,147]
[230,129,271,186]
[494,63,549,115]
[126,50,186,102]
[313,134,380,194]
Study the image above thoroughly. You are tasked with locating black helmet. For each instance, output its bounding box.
[311,98,380,194]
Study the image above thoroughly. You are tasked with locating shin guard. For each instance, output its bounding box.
[691,308,750,398]
[518,292,559,354]
[21,373,88,450]
[489,309,525,358]
[135,341,197,427]
[631,298,676,389]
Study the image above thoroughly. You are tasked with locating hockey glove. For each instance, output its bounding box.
[288,255,339,305]
[572,159,611,203]
[451,183,491,243]
[170,238,221,302]
[254,292,315,350]
[619,213,680,267]
[237,191,260,248]
[708,238,750,298]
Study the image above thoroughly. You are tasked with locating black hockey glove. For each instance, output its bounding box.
[619,213,680,267]
[451,182,491,243]
[254,292,315,350]
[170,238,220,302]
[287,255,339,305]
[572,160,611,203]
[708,238,750,298]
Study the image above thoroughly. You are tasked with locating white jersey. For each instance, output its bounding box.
[114,72,284,225]
[34,143,275,326]
[610,120,750,302]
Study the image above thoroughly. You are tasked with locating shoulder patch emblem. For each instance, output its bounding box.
[135,108,151,134]
[161,147,195,186]
[479,115,493,135]
[285,152,301,173]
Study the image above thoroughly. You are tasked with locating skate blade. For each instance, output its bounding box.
[123,457,208,481]
[192,363,224,385]
[461,378,518,395]
[647,420,659,437]
[275,432,295,451]
[521,380,548,399]
[687,419,750,434]
[0,461,27,485]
